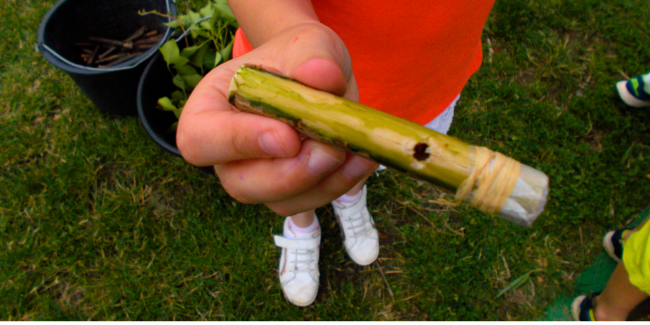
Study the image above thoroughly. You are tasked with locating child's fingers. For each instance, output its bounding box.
[176,22,368,210]
[214,139,347,205]
[177,108,301,166]
[265,155,378,216]
[177,23,354,167]
[176,55,302,166]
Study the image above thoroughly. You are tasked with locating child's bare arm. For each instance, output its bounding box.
[229,0,319,47]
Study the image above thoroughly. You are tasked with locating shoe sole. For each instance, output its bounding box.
[571,295,587,321]
[602,231,622,263]
[616,81,650,107]
[282,290,317,307]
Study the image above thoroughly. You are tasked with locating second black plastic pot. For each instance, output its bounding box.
[137,51,181,156]
[137,51,216,175]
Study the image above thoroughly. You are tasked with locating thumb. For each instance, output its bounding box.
[264,23,354,97]
[290,58,349,97]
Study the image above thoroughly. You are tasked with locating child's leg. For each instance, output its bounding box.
[593,262,649,321]
[291,175,370,227]
[277,176,371,306]
[596,214,650,320]
[290,209,317,227]
[586,210,650,320]
[340,176,370,198]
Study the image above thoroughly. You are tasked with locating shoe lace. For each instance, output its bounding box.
[343,209,372,238]
[289,248,316,273]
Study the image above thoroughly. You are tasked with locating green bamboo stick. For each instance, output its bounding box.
[228,65,549,226]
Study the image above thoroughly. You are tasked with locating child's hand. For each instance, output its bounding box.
[176,23,378,216]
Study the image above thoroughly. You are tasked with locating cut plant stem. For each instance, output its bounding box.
[88,36,133,49]
[98,47,118,60]
[143,30,159,37]
[99,52,142,67]
[95,52,130,64]
[86,45,100,65]
[228,65,549,226]
[133,35,162,45]
[98,26,149,60]
[125,26,148,42]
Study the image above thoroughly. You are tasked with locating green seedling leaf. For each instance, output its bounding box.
[180,44,203,58]
[199,20,214,33]
[171,90,185,102]
[172,74,186,90]
[160,40,189,66]
[202,50,222,69]
[156,0,239,123]
[209,8,220,29]
[158,97,181,119]
[168,121,179,132]
[203,49,217,68]
[174,64,199,76]
[157,97,177,111]
[188,10,202,24]
[220,40,234,62]
[496,269,544,298]
[190,42,210,68]
[181,73,203,90]
[213,52,222,68]
[159,40,179,65]
[178,14,193,27]
[164,20,180,28]
[190,24,201,39]
[199,2,213,17]
[190,24,211,39]
[214,0,236,22]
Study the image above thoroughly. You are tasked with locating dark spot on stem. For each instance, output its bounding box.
[413,142,430,161]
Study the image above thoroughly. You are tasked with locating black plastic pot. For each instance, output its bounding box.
[37,0,176,115]
[137,51,216,175]
[137,50,181,156]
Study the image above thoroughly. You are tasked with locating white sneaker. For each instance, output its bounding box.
[274,217,321,307]
[331,185,380,266]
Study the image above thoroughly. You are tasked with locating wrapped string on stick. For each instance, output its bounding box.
[228,65,549,227]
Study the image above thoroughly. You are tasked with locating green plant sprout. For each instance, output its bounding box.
[142,0,238,128]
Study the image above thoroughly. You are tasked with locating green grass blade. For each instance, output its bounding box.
[496,269,545,297]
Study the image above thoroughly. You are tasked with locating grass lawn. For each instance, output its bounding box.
[2,0,650,321]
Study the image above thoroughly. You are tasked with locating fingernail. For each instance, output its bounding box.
[307,147,341,175]
[259,132,285,157]
[343,156,375,179]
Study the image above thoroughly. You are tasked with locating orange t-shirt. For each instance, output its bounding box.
[232,0,495,125]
